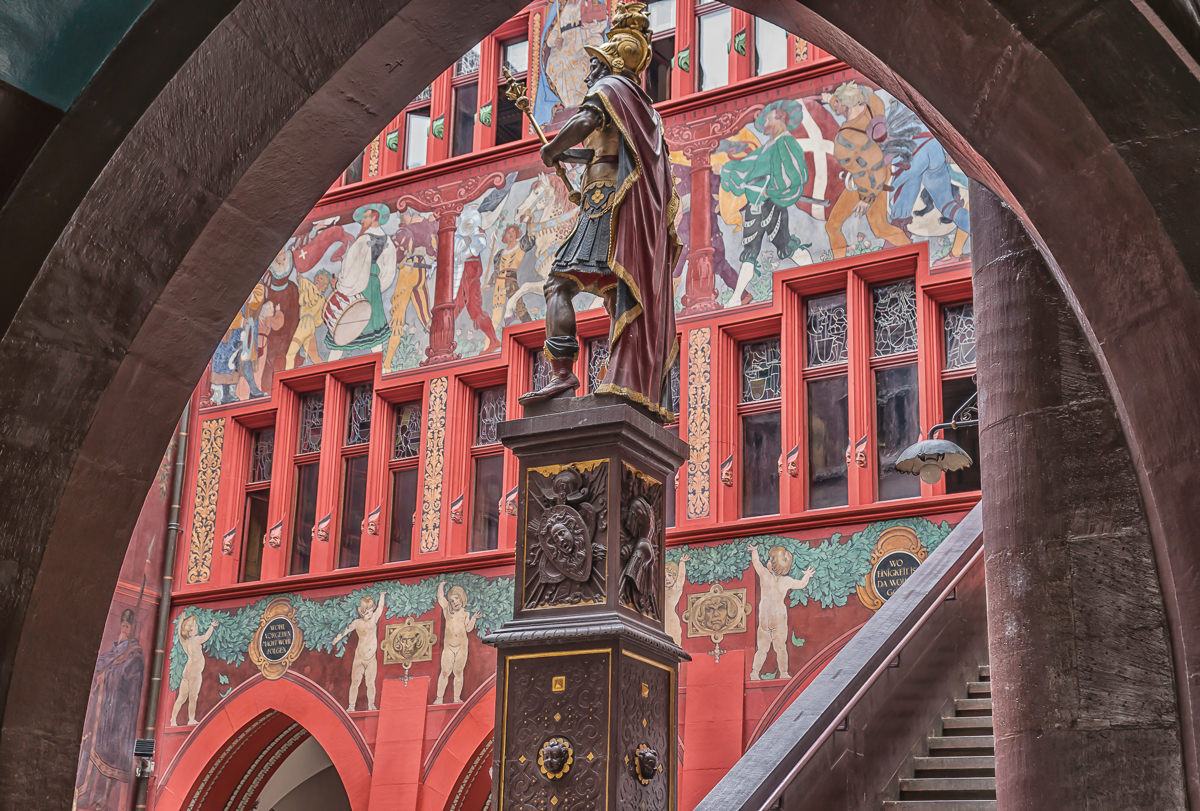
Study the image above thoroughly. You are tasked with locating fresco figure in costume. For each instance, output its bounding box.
[325,204,397,360]
[332,592,386,712]
[534,0,611,126]
[286,270,333,369]
[719,101,818,306]
[490,223,534,332]
[261,249,300,389]
[386,209,436,370]
[664,553,689,647]
[453,206,501,353]
[435,582,481,704]
[518,2,682,422]
[748,543,815,680]
[75,608,145,811]
[170,615,218,726]
[822,82,912,259]
[507,174,578,321]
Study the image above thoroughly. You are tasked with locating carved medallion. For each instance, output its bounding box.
[633,743,659,785]
[683,584,750,663]
[856,526,928,611]
[382,617,438,684]
[618,464,664,620]
[249,596,304,680]
[523,461,608,609]
[538,737,574,780]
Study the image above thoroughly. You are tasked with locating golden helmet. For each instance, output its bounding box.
[584,2,653,79]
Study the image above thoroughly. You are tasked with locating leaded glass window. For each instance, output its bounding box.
[456,43,481,75]
[345,385,373,446]
[741,339,782,402]
[532,352,555,393]
[476,387,506,445]
[943,303,976,369]
[298,393,324,454]
[250,428,274,483]
[588,339,610,392]
[393,402,421,460]
[872,280,918,357]
[807,293,848,367]
[668,356,681,416]
[413,84,432,103]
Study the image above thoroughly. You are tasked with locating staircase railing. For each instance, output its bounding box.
[695,502,986,811]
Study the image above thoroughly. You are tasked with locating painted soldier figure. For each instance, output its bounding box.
[519,2,682,422]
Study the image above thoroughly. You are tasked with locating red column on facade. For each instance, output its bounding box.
[397,172,506,367]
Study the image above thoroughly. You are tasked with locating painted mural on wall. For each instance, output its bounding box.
[205,71,969,405]
[75,440,174,811]
[533,0,610,128]
[163,514,954,749]
[166,572,516,725]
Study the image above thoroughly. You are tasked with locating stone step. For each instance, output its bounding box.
[966,681,992,697]
[979,665,990,680]
[884,802,997,810]
[913,756,995,778]
[955,698,993,717]
[927,736,995,757]
[900,776,997,799]
[941,716,994,737]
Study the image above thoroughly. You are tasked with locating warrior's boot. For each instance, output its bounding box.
[518,355,580,404]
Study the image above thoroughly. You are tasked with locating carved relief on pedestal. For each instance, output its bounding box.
[502,651,609,811]
[619,464,664,620]
[618,653,671,810]
[523,460,609,609]
[683,584,751,663]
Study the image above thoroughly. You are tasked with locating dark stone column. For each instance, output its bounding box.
[972,182,1186,810]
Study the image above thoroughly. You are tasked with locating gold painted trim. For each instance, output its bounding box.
[622,461,662,488]
[621,649,674,672]
[594,380,674,422]
[529,459,607,477]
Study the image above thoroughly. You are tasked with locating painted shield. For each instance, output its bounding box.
[537,504,592,581]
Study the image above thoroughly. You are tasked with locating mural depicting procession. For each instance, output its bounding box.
[206,19,970,406]
[163,515,954,736]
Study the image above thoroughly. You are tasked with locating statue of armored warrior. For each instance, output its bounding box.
[515,2,682,422]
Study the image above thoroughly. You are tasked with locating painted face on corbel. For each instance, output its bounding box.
[855,449,868,468]
[721,467,733,487]
[450,501,463,525]
[222,534,234,555]
[266,526,282,548]
[787,459,798,478]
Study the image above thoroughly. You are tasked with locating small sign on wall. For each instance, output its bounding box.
[249,596,304,679]
[856,526,928,611]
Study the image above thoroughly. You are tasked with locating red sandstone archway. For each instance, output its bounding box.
[420,679,497,811]
[2,0,1200,808]
[155,672,373,811]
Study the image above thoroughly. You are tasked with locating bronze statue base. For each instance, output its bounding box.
[486,399,689,811]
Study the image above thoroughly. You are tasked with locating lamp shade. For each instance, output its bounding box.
[894,438,973,484]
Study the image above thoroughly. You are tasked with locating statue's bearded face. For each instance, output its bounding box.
[586,56,609,87]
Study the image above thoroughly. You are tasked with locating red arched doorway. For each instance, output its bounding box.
[155,672,372,811]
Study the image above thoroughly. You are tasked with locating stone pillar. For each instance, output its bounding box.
[680,148,721,315]
[972,182,1185,810]
[424,208,461,365]
[486,396,690,811]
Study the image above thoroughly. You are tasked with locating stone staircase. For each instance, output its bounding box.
[883,665,995,810]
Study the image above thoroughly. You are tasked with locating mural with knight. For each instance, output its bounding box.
[157,511,960,768]
[205,64,970,406]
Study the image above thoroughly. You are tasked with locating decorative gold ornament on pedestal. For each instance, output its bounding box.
[683,584,750,663]
[382,617,438,685]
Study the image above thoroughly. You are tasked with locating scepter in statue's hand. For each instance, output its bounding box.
[502,67,591,204]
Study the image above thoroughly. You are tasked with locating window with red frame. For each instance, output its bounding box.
[388,402,422,562]
[695,2,731,92]
[739,337,782,517]
[871,279,922,501]
[471,386,506,552]
[941,302,979,494]
[495,37,529,146]
[452,43,483,157]
[644,0,676,103]
[803,292,850,509]
[752,16,788,76]
[241,427,274,582]
[337,384,373,568]
[402,85,433,171]
[291,391,324,575]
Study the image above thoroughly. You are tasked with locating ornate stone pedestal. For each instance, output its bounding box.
[485,397,689,811]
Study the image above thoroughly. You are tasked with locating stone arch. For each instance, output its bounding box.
[419,678,497,811]
[0,0,1198,807]
[154,672,373,811]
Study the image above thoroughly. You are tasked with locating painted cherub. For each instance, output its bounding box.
[664,553,690,646]
[748,543,815,680]
[333,592,386,712]
[435,583,481,705]
[170,615,218,726]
